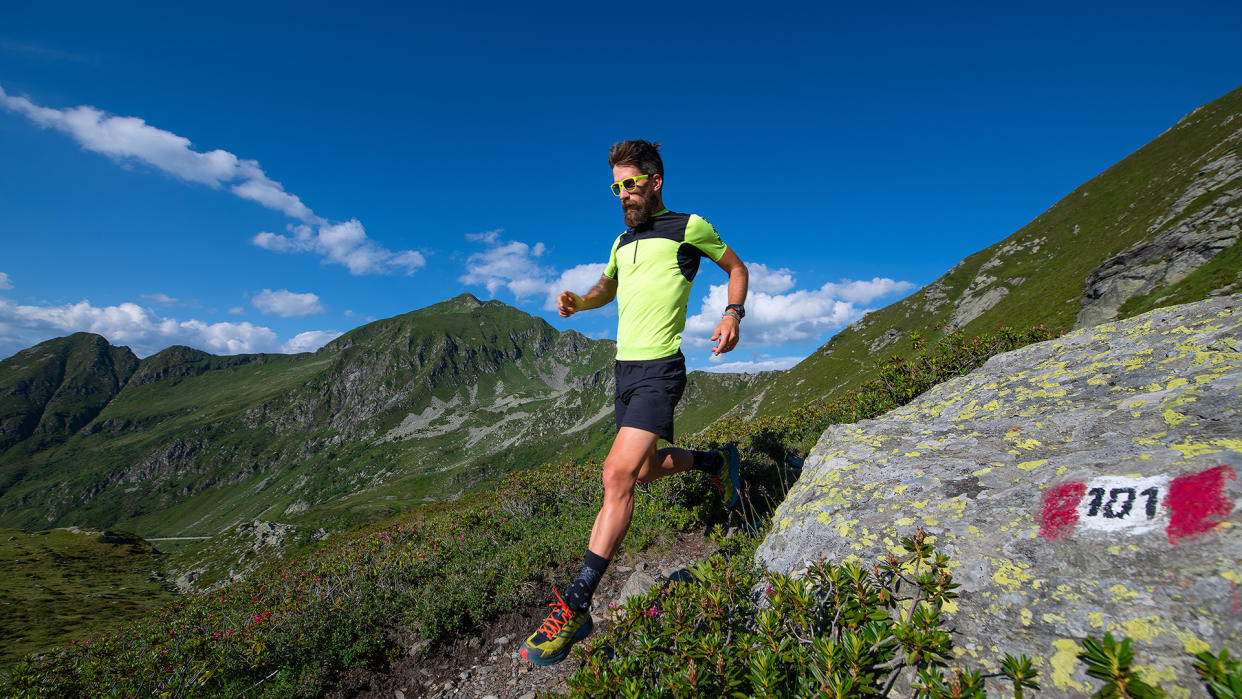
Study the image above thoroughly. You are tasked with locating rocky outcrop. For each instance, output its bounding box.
[1077,148,1242,328]
[946,238,1043,331]
[757,295,1241,695]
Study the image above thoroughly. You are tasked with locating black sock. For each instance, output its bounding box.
[564,550,610,613]
[690,449,723,474]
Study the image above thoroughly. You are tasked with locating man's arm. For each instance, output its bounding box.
[557,274,618,318]
[711,247,748,355]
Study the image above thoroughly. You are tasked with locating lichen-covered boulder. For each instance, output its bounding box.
[757,295,1242,696]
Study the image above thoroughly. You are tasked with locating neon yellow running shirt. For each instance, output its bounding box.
[603,210,728,361]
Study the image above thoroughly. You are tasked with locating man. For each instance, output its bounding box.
[520,139,750,666]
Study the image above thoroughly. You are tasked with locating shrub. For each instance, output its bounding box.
[568,530,1041,698]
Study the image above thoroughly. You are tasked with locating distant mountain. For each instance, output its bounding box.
[0,333,138,454]
[742,85,1242,415]
[0,294,637,535]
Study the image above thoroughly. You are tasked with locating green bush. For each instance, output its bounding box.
[568,530,1040,698]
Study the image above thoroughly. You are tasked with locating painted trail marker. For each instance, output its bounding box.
[1040,465,1237,543]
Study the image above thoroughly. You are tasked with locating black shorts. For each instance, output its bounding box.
[614,351,687,443]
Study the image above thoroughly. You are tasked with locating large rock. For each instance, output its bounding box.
[757,295,1242,696]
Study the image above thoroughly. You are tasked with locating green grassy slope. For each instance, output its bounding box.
[0,528,175,668]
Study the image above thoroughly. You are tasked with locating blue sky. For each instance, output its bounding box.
[2,2,1240,372]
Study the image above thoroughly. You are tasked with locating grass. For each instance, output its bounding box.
[0,528,177,668]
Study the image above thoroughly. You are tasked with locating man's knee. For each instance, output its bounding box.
[601,456,639,496]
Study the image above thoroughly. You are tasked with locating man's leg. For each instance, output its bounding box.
[519,427,665,666]
[588,427,683,558]
[521,432,738,665]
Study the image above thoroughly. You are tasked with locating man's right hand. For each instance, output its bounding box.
[557,290,582,317]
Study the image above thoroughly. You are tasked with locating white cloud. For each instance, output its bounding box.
[749,265,797,295]
[253,220,426,276]
[0,272,11,290]
[0,82,321,224]
[228,306,246,315]
[141,293,179,306]
[546,263,609,310]
[684,264,916,348]
[459,231,612,314]
[0,83,424,277]
[466,229,501,244]
[0,297,284,357]
[459,231,554,297]
[282,330,342,353]
[251,289,325,317]
[701,356,804,373]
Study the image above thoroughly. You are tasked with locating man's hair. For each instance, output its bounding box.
[609,139,664,177]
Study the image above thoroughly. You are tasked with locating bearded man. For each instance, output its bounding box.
[520,139,750,665]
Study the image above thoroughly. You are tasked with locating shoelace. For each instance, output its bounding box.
[538,588,575,639]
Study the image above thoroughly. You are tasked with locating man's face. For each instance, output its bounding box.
[613,164,662,228]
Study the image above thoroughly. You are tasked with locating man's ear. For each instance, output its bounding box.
[651,173,663,192]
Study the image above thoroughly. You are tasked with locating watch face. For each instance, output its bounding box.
[727,304,745,318]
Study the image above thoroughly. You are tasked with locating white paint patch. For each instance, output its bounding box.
[1076,475,1170,535]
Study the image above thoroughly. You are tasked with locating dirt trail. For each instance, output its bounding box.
[323,530,722,699]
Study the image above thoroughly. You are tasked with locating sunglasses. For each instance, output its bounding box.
[610,174,650,196]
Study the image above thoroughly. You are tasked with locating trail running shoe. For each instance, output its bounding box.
[519,588,593,666]
[710,443,741,508]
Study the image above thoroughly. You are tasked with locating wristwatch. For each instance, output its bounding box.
[724,303,745,320]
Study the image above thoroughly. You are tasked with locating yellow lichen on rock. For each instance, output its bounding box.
[1050,639,1090,691]
[991,559,1035,592]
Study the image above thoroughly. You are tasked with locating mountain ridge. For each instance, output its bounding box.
[0,298,627,536]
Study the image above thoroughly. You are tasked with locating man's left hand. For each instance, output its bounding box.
[711,315,740,355]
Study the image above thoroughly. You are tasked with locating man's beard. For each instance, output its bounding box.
[623,197,658,228]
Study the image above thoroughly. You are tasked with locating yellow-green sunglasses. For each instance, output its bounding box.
[610,174,649,196]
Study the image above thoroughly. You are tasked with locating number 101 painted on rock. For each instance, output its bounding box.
[1040,466,1236,544]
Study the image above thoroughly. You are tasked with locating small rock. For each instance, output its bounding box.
[494,635,509,645]
[395,692,405,699]
[635,562,647,571]
[459,671,470,680]
[519,693,536,699]
[616,570,658,606]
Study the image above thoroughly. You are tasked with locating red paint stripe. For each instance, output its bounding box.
[1040,481,1086,540]
[1166,465,1237,544]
